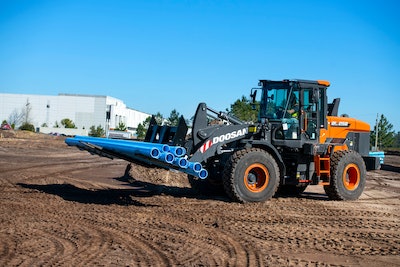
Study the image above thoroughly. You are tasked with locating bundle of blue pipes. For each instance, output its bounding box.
[65,136,208,179]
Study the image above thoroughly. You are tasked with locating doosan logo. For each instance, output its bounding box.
[212,128,248,145]
[200,128,248,153]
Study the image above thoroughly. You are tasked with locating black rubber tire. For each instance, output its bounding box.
[324,150,366,200]
[222,148,280,203]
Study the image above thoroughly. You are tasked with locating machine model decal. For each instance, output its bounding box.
[330,121,350,127]
[200,128,248,153]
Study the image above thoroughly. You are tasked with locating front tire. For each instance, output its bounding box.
[324,150,366,200]
[223,148,280,203]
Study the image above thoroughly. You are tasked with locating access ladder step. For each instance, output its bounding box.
[314,155,331,179]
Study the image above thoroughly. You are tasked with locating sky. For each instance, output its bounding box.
[0,0,399,131]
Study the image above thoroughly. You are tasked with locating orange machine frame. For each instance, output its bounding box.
[320,116,370,152]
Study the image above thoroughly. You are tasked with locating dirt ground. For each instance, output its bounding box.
[0,131,399,266]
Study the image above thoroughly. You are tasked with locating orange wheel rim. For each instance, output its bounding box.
[342,163,360,191]
[244,163,269,193]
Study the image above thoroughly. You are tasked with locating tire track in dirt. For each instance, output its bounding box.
[80,209,255,266]
[178,198,399,265]
[0,156,124,190]
[50,210,173,266]
[128,199,268,266]
[0,196,171,266]
[0,159,100,174]
[75,213,173,266]
[0,217,77,266]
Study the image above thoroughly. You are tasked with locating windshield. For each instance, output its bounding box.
[259,85,299,120]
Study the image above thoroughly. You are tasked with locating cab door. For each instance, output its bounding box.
[301,89,319,140]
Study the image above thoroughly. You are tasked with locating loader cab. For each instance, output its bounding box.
[255,79,329,147]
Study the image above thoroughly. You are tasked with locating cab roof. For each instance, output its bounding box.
[259,79,330,87]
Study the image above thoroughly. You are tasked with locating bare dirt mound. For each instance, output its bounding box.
[126,162,190,188]
[0,135,399,266]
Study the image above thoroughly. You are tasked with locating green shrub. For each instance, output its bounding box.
[89,125,105,137]
[19,123,35,132]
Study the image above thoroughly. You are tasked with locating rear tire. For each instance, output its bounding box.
[324,150,366,200]
[223,148,280,203]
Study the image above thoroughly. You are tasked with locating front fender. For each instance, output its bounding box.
[247,140,286,179]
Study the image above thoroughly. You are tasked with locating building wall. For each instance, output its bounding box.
[106,96,150,130]
[0,93,151,134]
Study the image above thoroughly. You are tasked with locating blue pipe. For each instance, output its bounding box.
[65,136,208,179]
[68,136,170,153]
[67,136,187,159]
[149,148,161,158]
[198,169,208,179]
[174,157,188,168]
[187,162,202,172]
[183,168,208,179]
[158,152,175,164]
[168,146,186,157]
[66,137,162,161]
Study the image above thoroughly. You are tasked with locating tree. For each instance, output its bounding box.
[136,116,152,140]
[154,112,164,125]
[228,96,259,122]
[21,99,32,125]
[8,108,24,128]
[166,109,180,126]
[370,114,395,150]
[115,122,127,131]
[61,118,76,129]
[7,99,34,130]
[89,125,105,137]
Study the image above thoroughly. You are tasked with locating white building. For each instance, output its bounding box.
[0,93,151,136]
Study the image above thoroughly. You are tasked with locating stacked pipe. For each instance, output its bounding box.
[65,136,208,179]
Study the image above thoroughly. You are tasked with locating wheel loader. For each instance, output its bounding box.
[66,79,380,202]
